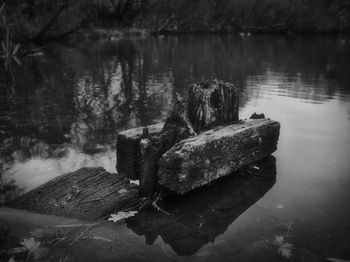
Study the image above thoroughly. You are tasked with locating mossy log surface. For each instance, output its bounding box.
[157,119,280,194]
[8,167,139,219]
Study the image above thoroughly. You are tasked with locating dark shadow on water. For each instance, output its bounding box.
[127,156,277,256]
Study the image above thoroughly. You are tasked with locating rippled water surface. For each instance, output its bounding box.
[0,35,350,261]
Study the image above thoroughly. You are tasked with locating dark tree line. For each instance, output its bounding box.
[0,0,349,42]
[140,0,350,33]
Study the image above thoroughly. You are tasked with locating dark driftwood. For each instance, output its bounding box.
[139,94,196,197]
[158,119,280,194]
[8,167,139,219]
[116,123,163,180]
[187,79,239,133]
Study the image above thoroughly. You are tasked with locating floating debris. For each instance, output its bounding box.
[108,211,138,223]
[273,236,293,258]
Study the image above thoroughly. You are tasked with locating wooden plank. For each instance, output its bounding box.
[157,119,280,194]
[7,167,139,219]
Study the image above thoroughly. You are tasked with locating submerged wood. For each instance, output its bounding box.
[8,167,139,219]
[157,119,280,194]
[187,79,239,133]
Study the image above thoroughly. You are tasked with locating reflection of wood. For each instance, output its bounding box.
[187,79,239,133]
[158,119,280,194]
[8,168,139,219]
[127,157,276,256]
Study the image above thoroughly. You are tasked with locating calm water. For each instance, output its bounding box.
[0,35,350,261]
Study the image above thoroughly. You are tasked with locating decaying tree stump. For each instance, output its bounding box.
[139,94,196,197]
[8,168,139,219]
[187,79,239,133]
[157,119,280,194]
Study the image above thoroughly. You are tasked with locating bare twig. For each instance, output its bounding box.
[49,13,92,40]
[33,0,71,41]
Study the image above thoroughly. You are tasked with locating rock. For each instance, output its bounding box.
[7,167,139,219]
[187,79,239,133]
[116,123,163,180]
[157,119,280,194]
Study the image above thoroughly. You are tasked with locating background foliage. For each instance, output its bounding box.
[0,0,349,42]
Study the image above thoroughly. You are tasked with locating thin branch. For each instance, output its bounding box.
[49,13,92,40]
[33,0,71,41]
[155,14,175,33]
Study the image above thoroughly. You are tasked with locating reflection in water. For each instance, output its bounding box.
[0,35,349,260]
[1,35,349,203]
[127,157,276,256]
[3,146,116,193]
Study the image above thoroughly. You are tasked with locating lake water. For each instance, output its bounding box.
[0,35,350,261]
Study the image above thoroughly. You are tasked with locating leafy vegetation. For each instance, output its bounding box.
[141,0,350,33]
[0,3,21,75]
[108,211,138,222]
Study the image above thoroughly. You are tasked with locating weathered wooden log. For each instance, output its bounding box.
[127,157,276,255]
[7,167,139,219]
[116,80,239,181]
[187,79,239,133]
[139,94,196,197]
[116,123,163,180]
[157,119,280,194]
